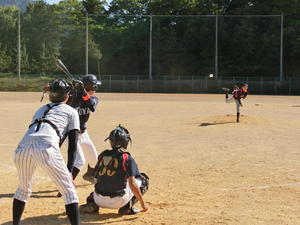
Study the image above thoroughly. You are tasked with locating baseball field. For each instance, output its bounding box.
[0,92,300,225]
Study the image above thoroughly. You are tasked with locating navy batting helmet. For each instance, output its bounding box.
[105,125,132,149]
[49,79,72,102]
[81,74,101,91]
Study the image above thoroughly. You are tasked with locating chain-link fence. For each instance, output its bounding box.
[98,75,300,95]
[0,10,299,94]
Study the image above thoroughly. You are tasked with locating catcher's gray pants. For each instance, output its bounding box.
[14,136,79,205]
[226,97,241,113]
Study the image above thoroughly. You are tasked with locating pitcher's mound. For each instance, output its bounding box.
[198,114,263,126]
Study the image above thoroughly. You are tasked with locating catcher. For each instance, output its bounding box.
[79,125,149,215]
[223,83,248,123]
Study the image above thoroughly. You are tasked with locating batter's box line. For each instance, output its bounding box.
[219,182,300,191]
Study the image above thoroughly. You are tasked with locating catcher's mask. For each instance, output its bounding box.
[81,74,102,91]
[49,79,72,102]
[105,125,132,149]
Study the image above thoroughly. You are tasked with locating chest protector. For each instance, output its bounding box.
[95,150,130,197]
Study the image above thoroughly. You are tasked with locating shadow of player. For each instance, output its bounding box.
[0,184,91,199]
[2,212,138,225]
[199,121,235,126]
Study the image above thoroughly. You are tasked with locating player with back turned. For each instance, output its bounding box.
[79,125,149,215]
[12,79,80,225]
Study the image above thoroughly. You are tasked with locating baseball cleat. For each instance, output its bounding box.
[79,203,99,214]
[83,173,97,184]
[128,207,140,215]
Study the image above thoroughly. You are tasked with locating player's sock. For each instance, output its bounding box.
[65,203,80,225]
[236,113,240,123]
[13,198,25,225]
[225,91,228,99]
[72,167,80,180]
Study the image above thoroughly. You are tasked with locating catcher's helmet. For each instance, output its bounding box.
[49,79,72,102]
[105,125,132,149]
[81,74,101,91]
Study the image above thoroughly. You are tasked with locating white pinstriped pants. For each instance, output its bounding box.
[13,136,79,205]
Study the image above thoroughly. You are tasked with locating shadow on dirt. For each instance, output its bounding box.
[199,121,235,126]
[0,184,91,199]
[2,212,138,225]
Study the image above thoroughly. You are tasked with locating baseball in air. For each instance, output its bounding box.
[209,73,214,78]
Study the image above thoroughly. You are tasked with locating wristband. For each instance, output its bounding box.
[82,93,90,101]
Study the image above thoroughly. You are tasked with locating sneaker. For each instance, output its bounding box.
[118,201,132,215]
[80,203,99,214]
[128,207,140,215]
[83,173,97,184]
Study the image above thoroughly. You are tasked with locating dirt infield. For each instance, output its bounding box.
[1,92,300,225]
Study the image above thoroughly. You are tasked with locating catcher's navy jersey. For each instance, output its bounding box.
[68,90,99,132]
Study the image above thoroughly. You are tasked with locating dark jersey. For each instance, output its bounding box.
[67,90,99,132]
[232,89,242,105]
[94,149,140,197]
[240,89,248,99]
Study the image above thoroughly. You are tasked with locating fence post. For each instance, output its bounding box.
[17,9,21,79]
[288,77,291,95]
[260,77,263,94]
[149,15,153,80]
[177,76,180,93]
[215,14,218,79]
[191,76,194,93]
[85,13,89,75]
[136,75,139,93]
[109,75,111,92]
[274,77,277,95]
[122,75,125,92]
[280,13,284,82]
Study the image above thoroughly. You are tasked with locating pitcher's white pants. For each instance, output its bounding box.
[226,97,241,113]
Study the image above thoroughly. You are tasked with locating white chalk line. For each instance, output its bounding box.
[220,182,300,191]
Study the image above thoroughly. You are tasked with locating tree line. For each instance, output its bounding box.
[0,0,299,78]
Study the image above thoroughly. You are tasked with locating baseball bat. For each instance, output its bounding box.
[55,59,75,80]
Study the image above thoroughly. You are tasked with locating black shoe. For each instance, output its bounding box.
[127,207,140,215]
[82,173,97,184]
[79,203,99,214]
[82,165,97,184]
[118,201,132,215]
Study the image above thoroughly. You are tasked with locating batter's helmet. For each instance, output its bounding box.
[49,79,72,102]
[81,74,102,91]
[105,125,132,149]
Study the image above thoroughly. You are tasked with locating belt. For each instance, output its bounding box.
[95,189,125,198]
